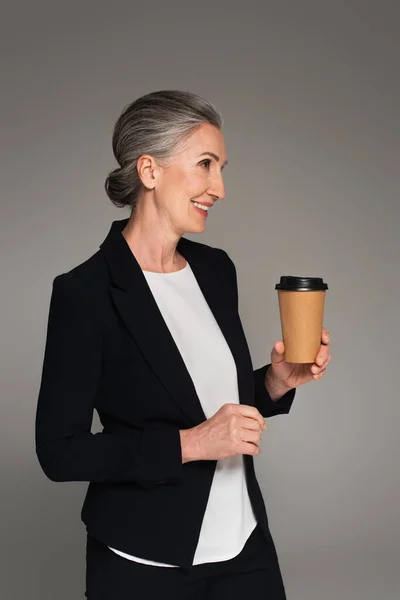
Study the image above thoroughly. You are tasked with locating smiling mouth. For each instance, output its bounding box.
[191,201,212,212]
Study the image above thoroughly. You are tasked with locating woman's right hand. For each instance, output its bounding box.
[180,404,266,463]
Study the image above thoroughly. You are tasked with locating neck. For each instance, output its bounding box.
[121,198,183,273]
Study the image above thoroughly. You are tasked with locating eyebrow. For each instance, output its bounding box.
[198,152,228,167]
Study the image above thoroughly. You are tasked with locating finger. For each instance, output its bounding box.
[316,346,330,366]
[321,328,330,345]
[311,355,331,374]
[242,416,265,431]
[242,429,262,446]
[312,366,327,379]
[271,341,285,364]
[241,442,261,456]
[238,405,266,430]
[321,354,332,369]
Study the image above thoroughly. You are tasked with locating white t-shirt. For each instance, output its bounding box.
[108,260,257,566]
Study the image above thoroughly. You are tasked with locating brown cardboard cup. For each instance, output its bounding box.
[275,276,328,363]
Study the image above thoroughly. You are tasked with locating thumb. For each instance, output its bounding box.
[271,340,285,363]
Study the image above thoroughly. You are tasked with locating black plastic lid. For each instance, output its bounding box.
[275,276,328,291]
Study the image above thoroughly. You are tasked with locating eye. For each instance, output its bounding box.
[200,159,211,169]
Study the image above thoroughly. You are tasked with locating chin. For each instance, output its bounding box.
[185,220,206,235]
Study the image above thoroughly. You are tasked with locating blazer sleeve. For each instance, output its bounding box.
[219,250,296,417]
[35,274,183,488]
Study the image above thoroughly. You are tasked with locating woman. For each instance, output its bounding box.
[35,90,331,599]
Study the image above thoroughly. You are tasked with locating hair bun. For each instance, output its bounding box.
[105,165,135,208]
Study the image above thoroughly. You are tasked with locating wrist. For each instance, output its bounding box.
[179,428,200,463]
[265,367,292,401]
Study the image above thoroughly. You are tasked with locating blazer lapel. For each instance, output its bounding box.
[100,218,254,428]
[184,252,255,414]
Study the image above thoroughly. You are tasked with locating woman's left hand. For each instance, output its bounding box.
[268,328,332,392]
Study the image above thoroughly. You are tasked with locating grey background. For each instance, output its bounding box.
[1,1,399,598]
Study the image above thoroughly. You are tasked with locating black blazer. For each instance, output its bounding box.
[35,217,296,570]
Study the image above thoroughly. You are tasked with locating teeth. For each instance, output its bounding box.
[192,201,209,211]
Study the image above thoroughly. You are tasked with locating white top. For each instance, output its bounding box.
[108,260,257,567]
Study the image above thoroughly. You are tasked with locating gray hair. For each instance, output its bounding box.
[104,90,224,213]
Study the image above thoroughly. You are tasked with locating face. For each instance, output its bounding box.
[138,123,227,235]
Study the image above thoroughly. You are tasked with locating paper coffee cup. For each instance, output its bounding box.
[275,276,328,363]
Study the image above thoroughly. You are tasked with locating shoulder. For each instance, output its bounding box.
[51,250,109,300]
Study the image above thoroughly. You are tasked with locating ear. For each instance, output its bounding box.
[136,154,161,190]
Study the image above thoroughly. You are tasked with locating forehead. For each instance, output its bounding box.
[181,123,227,160]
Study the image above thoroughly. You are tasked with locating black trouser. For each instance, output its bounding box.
[85,523,287,599]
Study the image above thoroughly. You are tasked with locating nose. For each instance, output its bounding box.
[208,171,226,201]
